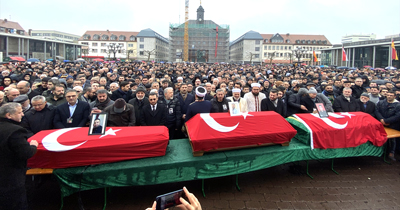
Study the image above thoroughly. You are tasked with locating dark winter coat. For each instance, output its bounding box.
[375,99,400,130]
[128,97,150,126]
[332,95,360,112]
[0,118,37,209]
[103,103,135,126]
[21,104,56,137]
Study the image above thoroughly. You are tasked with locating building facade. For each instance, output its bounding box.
[136,28,169,62]
[30,30,80,43]
[169,5,230,63]
[321,37,400,68]
[341,34,376,43]
[78,31,139,61]
[230,31,332,64]
[0,19,82,61]
[229,31,263,64]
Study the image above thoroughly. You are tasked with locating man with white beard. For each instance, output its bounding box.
[226,88,248,112]
[243,83,266,112]
[128,86,149,126]
[357,93,375,118]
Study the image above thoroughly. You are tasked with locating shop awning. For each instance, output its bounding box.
[8,56,25,61]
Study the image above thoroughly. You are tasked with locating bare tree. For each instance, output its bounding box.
[144,49,156,62]
[82,47,90,61]
[247,52,255,64]
[125,49,137,62]
[287,53,294,64]
[268,51,277,65]
[105,49,112,60]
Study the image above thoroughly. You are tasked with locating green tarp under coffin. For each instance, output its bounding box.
[54,138,383,197]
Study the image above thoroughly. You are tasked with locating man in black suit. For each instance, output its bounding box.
[358,93,375,118]
[261,88,286,117]
[16,81,40,100]
[54,89,90,128]
[333,87,360,112]
[110,81,133,103]
[140,92,166,126]
[176,83,195,121]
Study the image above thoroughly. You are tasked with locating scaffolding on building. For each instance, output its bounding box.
[169,20,230,63]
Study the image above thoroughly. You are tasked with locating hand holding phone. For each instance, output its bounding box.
[147,187,201,210]
[155,189,185,210]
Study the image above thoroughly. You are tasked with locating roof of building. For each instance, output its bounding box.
[170,20,229,30]
[79,30,139,41]
[31,30,80,37]
[260,33,332,45]
[197,5,204,12]
[137,28,169,43]
[230,30,263,46]
[0,19,25,31]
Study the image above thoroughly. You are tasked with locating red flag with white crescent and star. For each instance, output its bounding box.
[293,112,387,149]
[28,126,169,168]
[186,112,297,152]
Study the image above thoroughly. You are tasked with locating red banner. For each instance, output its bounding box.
[293,112,387,149]
[28,126,169,168]
[186,112,297,152]
[342,46,347,61]
[215,26,218,58]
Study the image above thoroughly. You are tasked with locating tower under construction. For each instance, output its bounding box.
[169,4,230,63]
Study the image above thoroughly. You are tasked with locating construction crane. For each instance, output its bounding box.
[183,0,189,62]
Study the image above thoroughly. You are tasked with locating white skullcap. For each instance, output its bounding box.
[232,88,241,93]
[195,86,206,97]
[251,83,261,88]
[73,86,83,91]
[177,77,183,80]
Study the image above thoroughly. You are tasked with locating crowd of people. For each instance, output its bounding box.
[1,60,400,208]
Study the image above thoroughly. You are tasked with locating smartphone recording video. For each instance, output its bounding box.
[155,189,185,210]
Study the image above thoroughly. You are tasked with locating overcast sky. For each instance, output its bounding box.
[1,0,399,44]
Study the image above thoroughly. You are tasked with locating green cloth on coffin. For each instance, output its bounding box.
[286,117,311,145]
[54,138,383,198]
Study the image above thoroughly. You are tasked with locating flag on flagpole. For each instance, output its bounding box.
[313,51,318,62]
[392,39,399,60]
[342,46,347,61]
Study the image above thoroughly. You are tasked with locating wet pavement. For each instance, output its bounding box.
[27,155,400,210]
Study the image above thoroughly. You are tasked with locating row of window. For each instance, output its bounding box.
[91,43,125,47]
[81,42,135,48]
[265,46,292,51]
[83,34,138,41]
[262,52,321,58]
[261,39,328,45]
[32,33,79,40]
[263,46,329,51]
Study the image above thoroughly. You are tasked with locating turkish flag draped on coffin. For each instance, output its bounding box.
[28,126,169,168]
[186,112,297,152]
[293,112,387,149]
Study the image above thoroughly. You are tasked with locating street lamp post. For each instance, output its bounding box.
[292,47,306,63]
[106,43,123,60]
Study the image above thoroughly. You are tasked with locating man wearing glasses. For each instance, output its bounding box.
[140,92,166,126]
[54,89,90,128]
[21,95,55,137]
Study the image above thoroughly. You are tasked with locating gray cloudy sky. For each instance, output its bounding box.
[1,0,399,44]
